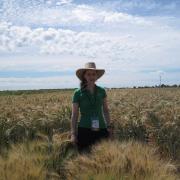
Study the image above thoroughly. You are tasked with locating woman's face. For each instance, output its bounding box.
[84,70,97,84]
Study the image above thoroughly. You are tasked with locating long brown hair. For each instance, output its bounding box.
[80,70,87,90]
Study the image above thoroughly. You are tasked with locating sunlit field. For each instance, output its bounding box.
[0,88,180,179]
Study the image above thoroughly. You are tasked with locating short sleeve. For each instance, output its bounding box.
[103,88,107,99]
[72,89,80,103]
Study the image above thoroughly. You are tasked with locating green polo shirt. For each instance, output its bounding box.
[72,85,107,129]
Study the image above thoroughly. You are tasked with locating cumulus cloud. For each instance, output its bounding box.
[1,18,180,74]
[0,21,149,60]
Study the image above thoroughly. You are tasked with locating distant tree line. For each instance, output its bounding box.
[0,88,74,96]
[0,85,179,95]
[133,84,180,89]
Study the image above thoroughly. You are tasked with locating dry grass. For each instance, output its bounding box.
[0,88,180,179]
[66,140,178,180]
[0,141,47,180]
[0,137,77,180]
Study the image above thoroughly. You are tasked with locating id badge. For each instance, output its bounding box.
[91,116,99,130]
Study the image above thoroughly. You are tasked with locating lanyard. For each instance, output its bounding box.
[86,86,97,110]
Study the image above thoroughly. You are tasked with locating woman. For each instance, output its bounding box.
[71,62,112,152]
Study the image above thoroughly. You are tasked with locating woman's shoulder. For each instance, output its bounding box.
[96,85,106,92]
[96,85,107,98]
[73,88,81,94]
[72,88,81,103]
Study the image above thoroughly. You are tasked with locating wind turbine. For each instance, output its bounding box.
[157,71,164,87]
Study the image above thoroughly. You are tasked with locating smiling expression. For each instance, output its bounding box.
[84,70,97,84]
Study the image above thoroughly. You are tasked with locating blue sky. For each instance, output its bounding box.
[0,0,180,90]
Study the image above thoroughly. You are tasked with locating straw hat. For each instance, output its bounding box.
[76,62,105,81]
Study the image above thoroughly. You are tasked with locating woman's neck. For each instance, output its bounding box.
[86,83,96,94]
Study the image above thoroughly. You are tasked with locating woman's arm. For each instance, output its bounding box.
[103,97,111,127]
[103,97,113,138]
[71,103,79,142]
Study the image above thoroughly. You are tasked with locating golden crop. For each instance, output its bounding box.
[0,88,179,179]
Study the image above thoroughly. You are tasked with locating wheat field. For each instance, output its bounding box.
[0,88,179,179]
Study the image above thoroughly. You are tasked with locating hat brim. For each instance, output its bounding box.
[76,68,105,81]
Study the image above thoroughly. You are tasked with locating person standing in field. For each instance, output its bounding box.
[71,62,112,152]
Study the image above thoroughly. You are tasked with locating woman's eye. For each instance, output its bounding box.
[86,73,96,77]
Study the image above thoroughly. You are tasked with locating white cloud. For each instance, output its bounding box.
[0,54,87,72]
[56,0,73,6]
[1,18,180,75]
[0,21,149,60]
[1,2,154,28]
[72,5,96,22]
[103,11,152,26]
[1,69,179,90]
[70,5,152,26]
[96,0,179,13]
[156,70,165,75]
[0,76,78,90]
